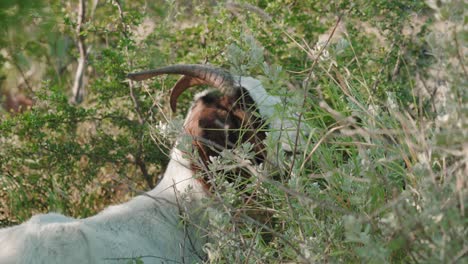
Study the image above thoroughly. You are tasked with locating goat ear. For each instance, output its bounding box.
[170,76,206,112]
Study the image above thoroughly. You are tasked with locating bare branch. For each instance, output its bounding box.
[71,0,87,104]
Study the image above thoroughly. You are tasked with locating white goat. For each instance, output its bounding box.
[0,64,301,264]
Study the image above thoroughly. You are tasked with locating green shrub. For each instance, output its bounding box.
[0,0,465,263]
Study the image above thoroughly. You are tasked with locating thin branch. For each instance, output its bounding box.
[453,28,467,77]
[226,2,272,22]
[298,124,347,172]
[104,255,182,263]
[10,58,34,94]
[113,0,143,124]
[113,0,155,189]
[114,0,129,38]
[450,244,468,264]
[287,14,343,179]
[135,142,154,188]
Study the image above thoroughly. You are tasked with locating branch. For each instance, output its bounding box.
[10,58,33,94]
[135,143,154,189]
[284,15,344,182]
[71,0,87,104]
[113,0,155,189]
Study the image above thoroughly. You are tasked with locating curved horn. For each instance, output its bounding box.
[127,64,236,112]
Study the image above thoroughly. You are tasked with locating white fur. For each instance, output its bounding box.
[0,148,206,264]
[236,76,305,152]
[0,76,304,264]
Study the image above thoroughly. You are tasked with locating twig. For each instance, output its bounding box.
[171,179,206,263]
[298,124,347,172]
[114,0,129,38]
[135,142,154,188]
[9,58,34,94]
[104,255,182,263]
[287,14,343,180]
[113,0,155,189]
[226,2,272,22]
[71,0,87,104]
[369,42,396,91]
[113,0,143,123]
[453,28,467,77]
[450,244,468,264]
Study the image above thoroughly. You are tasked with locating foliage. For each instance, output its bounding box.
[0,0,466,263]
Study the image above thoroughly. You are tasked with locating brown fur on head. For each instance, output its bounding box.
[184,89,272,226]
[127,64,267,168]
[127,64,268,186]
[185,89,266,178]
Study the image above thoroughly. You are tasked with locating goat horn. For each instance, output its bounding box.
[127,64,236,112]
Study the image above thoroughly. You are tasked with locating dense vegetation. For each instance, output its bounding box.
[0,0,466,263]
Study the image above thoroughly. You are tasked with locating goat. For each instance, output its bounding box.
[0,64,301,264]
